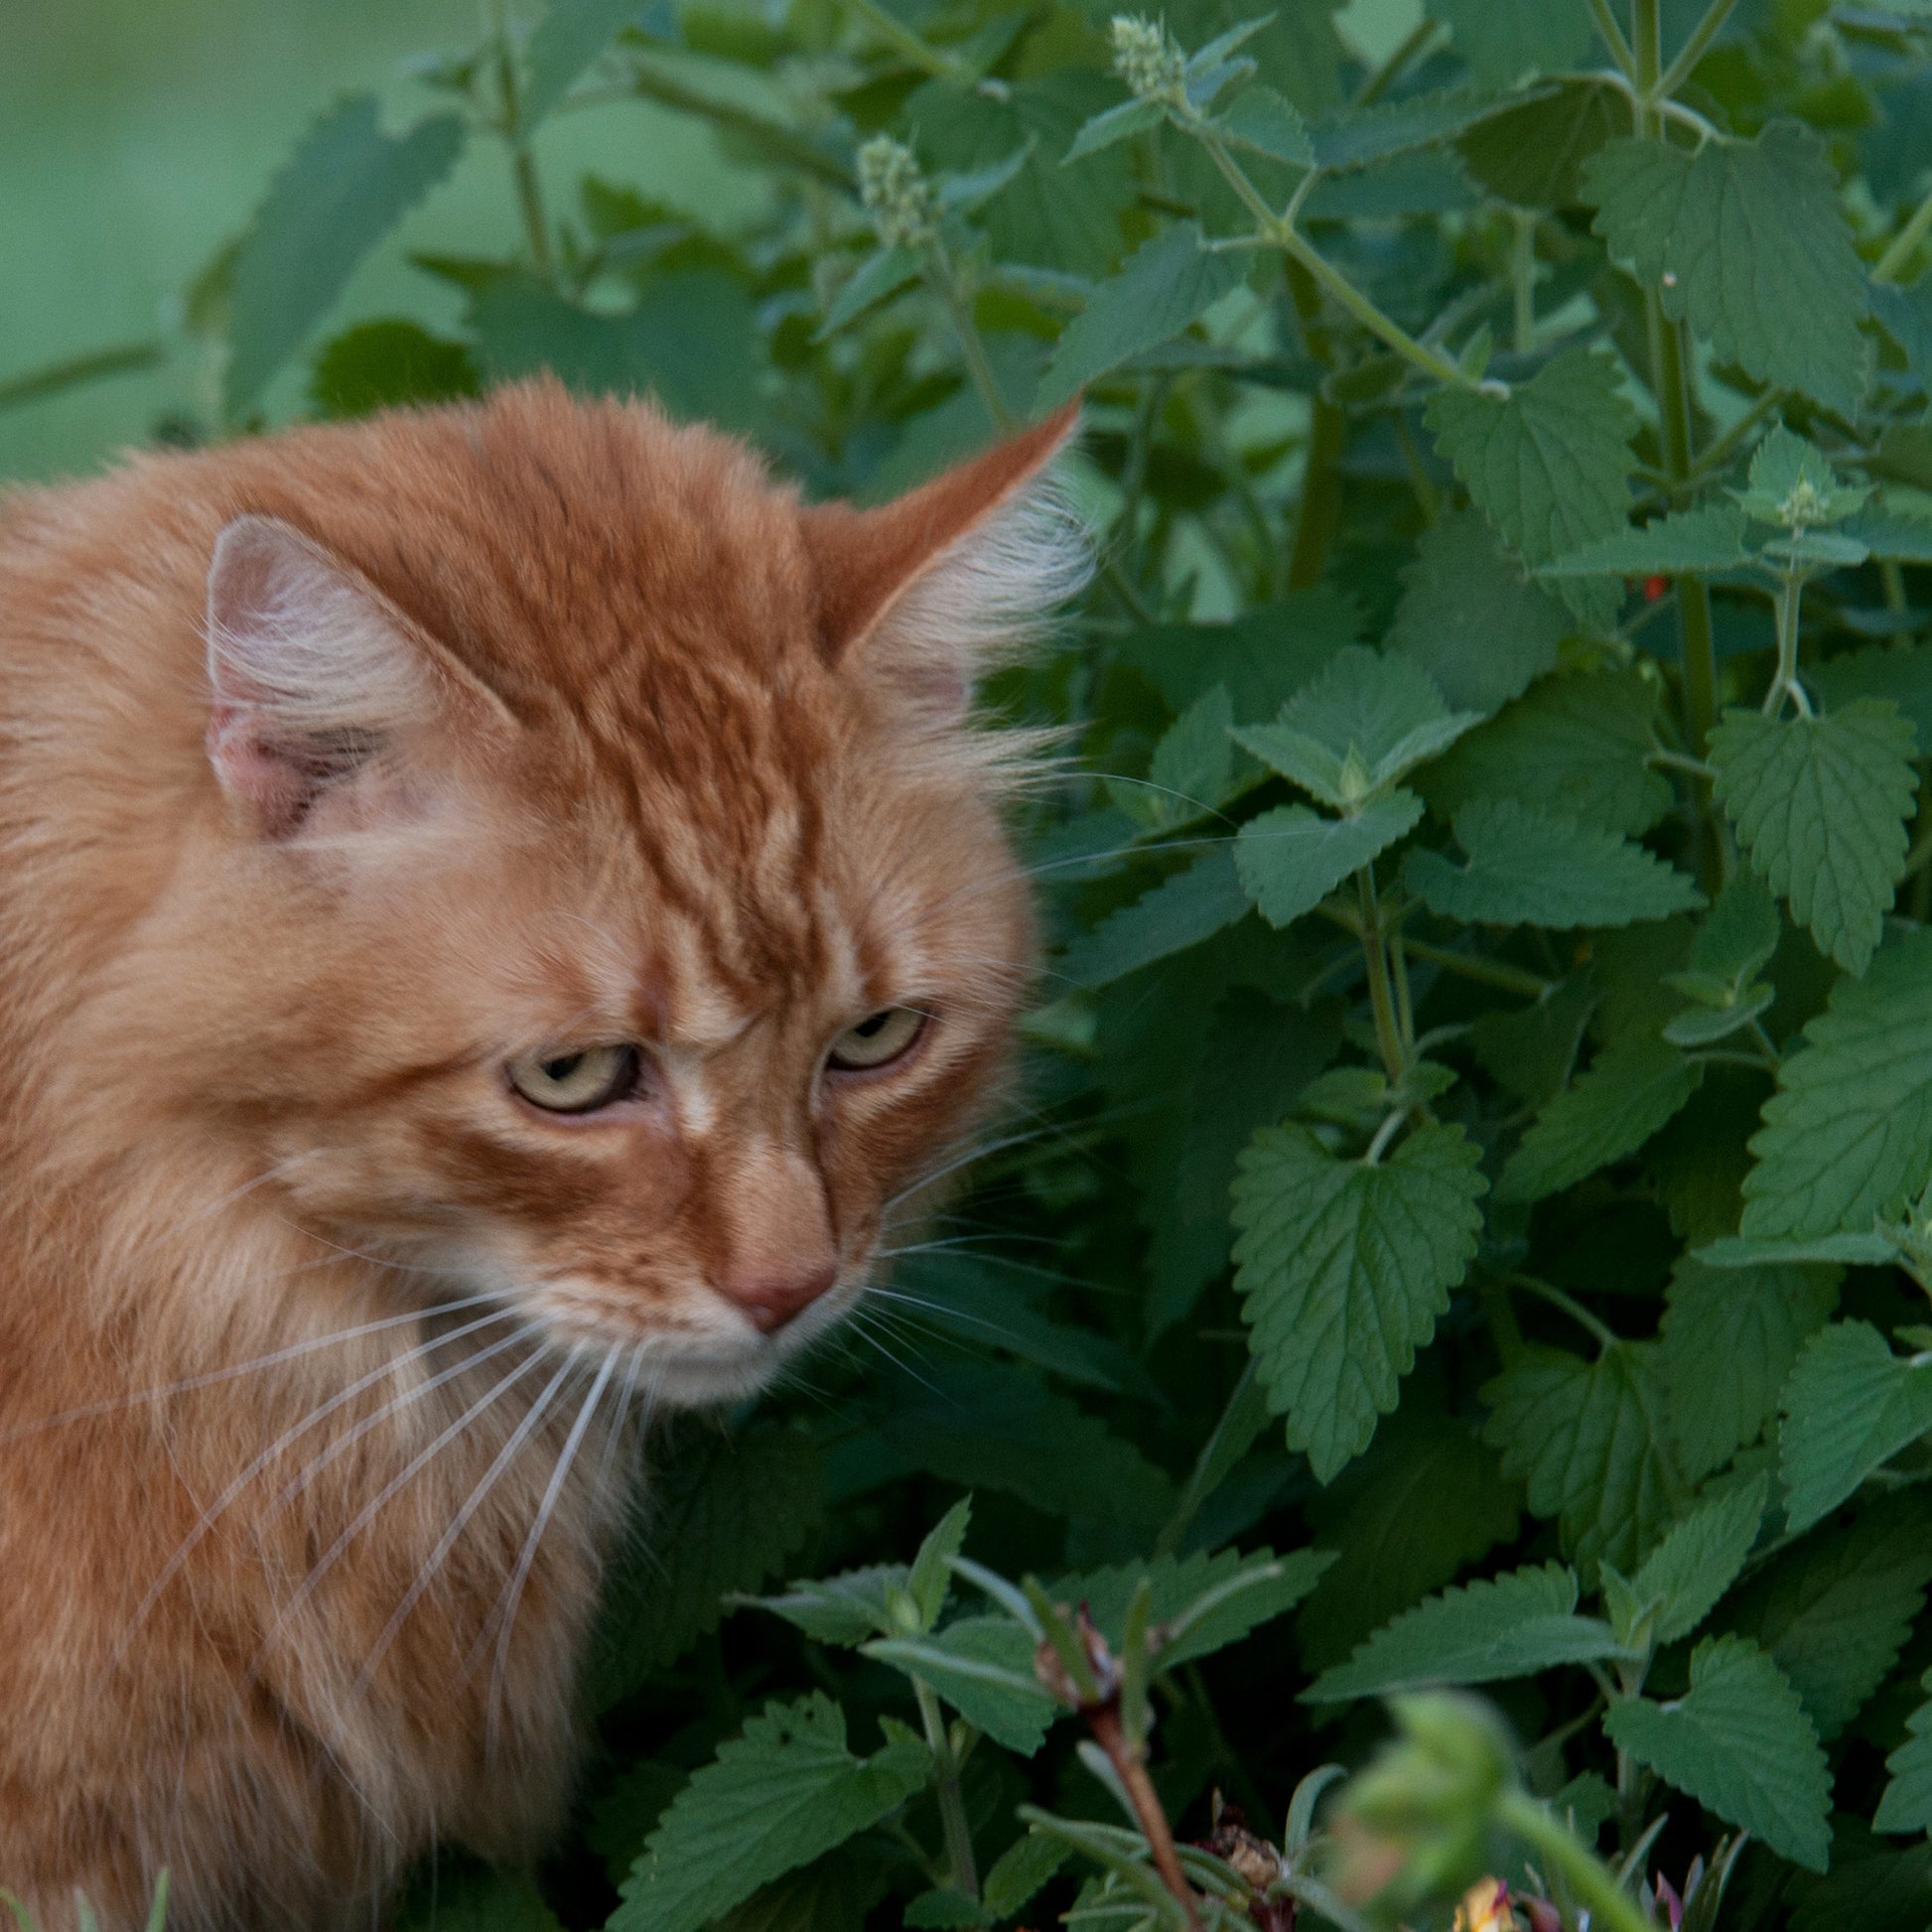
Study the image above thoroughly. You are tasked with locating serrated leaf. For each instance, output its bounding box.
[1700,1232,1900,1267]
[817,246,923,339]
[1239,645,1471,791]
[1690,869,1783,987]
[1469,975,1596,1109]
[1584,122,1868,414]
[1234,792,1423,929]
[1711,702,1919,976]
[1740,426,1866,523]
[1630,1474,1766,1647]
[1144,684,1237,828]
[1053,1545,1333,1670]
[906,1497,972,1633]
[866,1617,1056,1754]
[1060,847,1249,988]
[1232,1122,1486,1482]
[1433,0,1591,84]
[1456,77,1628,207]
[984,1834,1070,1917]
[1779,1321,1932,1532]
[1499,1035,1704,1202]
[1727,1494,1932,1738]
[1299,1405,1523,1667]
[1405,798,1702,929]
[1064,93,1167,162]
[1386,509,1570,714]
[1421,668,1671,836]
[714,1850,884,1932]
[1213,85,1312,165]
[1426,348,1637,602]
[613,1695,929,1932]
[308,318,479,419]
[524,0,669,121]
[742,1565,907,1646]
[1740,926,1932,1239]
[227,97,467,412]
[1606,1634,1831,1869]
[1309,87,1545,172]
[1483,1342,1679,1583]
[1541,503,1752,577]
[1877,1669,1932,1834]
[1812,640,1932,748]
[1307,1561,1622,1702]
[1038,224,1248,408]
[1661,1256,1840,1482]
[590,1429,824,1712]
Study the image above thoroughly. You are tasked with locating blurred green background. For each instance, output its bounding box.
[0,0,782,484]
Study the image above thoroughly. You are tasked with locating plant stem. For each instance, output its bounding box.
[1763,558,1809,715]
[1683,383,1782,487]
[1631,0,1663,111]
[1398,937,1552,999]
[1652,0,1738,102]
[913,1678,980,1898]
[1390,929,1417,1051]
[489,0,554,278]
[1508,1275,1619,1352]
[1496,1792,1656,1932]
[1588,0,1639,78]
[926,244,1013,431]
[1875,179,1932,286]
[1289,396,1347,589]
[1353,17,1444,105]
[1355,870,1409,1086]
[1086,1705,1202,1930]
[1511,210,1537,354]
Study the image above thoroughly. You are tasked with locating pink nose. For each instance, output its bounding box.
[720,1264,838,1333]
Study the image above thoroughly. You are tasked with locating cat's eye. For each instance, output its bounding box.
[826,1007,927,1072]
[507,1043,640,1114]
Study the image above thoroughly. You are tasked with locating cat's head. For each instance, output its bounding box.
[152,381,1084,1403]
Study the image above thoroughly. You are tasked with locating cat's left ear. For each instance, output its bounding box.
[205,514,515,839]
[801,401,1087,723]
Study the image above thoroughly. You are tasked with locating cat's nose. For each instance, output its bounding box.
[720,1264,838,1333]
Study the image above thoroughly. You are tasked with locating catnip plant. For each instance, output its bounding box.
[12,0,1932,1924]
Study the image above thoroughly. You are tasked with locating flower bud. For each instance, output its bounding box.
[857,134,936,250]
[1108,15,1186,105]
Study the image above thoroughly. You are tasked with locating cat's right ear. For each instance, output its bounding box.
[205,515,514,838]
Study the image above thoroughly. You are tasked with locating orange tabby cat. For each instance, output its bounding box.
[0,379,1083,1929]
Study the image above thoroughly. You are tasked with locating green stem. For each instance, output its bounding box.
[913,1679,980,1898]
[1588,0,1639,78]
[1289,396,1347,589]
[926,247,1013,431]
[1399,937,1552,999]
[1511,210,1537,354]
[1390,929,1417,1052]
[849,0,972,83]
[1496,1791,1654,1932]
[1508,1275,1619,1352]
[616,60,851,186]
[1631,0,1663,112]
[1875,178,1932,286]
[1355,870,1409,1086]
[1652,0,1738,101]
[1683,384,1782,488]
[1353,17,1443,106]
[1763,558,1807,715]
[490,1,554,278]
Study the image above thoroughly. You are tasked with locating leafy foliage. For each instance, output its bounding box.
[23,0,1932,1923]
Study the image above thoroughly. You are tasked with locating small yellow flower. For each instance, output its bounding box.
[1452,1876,1521,1932]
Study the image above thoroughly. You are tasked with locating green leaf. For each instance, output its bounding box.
[1628,1473,1766,1647]
[816,246,923,339]
[1455,77,1628,207]
[1710,702,1919,976]
[1212,85,1313,166]
[308,318,479,419]
[1812,640,1932,750]
[1736,426,1870,527]
[1307,1562,1622,1702]
[589,1429,824,1712]
[1234,792,1424,929]
[1425,348,1637,613]
[1052,1544,1333,1669]
[741,1565,906,1647]
[1470,975,1596,1110]
[1739,927,1932,1239]
[1583,122,1868,414]
[1877,1669,1932,1834]
[865,1617,1056,1754]
[1309,87,1548,172]
[1298,1405,1523,1668]
[1233,646,1480,805]
[906,1497,972,1633]
[1726,1494,1932,1738]
[524,0,669,121]
[983,1835,1071,1918]
[1499,1035,1704,1203]
[1688,869,1783,989]
[1433,0,1591,84]
[1483,1342,1679,1583]
[226,97,467,412]
[712,1850,885,1932]
[1540,503,1752,577]
[392,1864,564,1932]
[1038,224,1249,408]
[470,270,761,429]
[1660,1256,1840,1482]
[1385,509,1570,714]
[1421,668,1671,836]
[1060,847,1251,988]
[1779,1321,1932,1532]
[613,1695,929,1932]
[904,1888,982,1930]
[1063,93,1167,162]
[1404,798,1703,929]
[1232,1122,1486,1482]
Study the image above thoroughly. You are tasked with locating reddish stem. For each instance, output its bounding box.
[1086,1705,1204,1931]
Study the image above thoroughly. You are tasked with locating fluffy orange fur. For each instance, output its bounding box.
[0,380,1082,1929]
